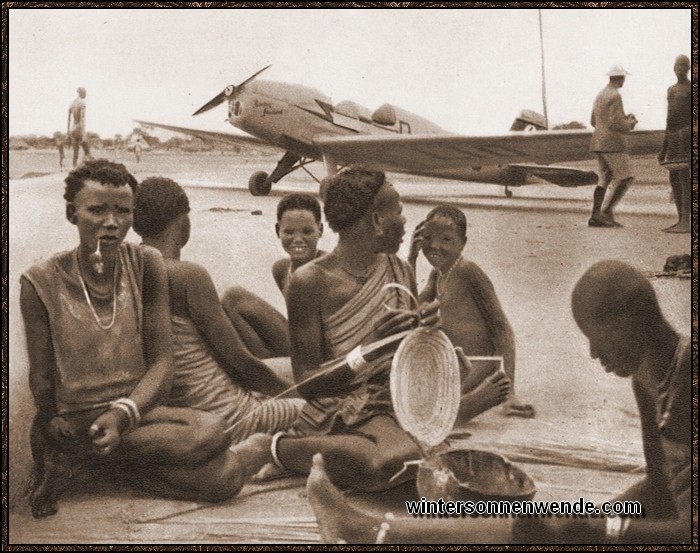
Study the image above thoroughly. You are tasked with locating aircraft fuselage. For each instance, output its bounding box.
[226,80,449,162]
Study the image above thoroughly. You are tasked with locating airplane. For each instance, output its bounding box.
[136,66,664,198]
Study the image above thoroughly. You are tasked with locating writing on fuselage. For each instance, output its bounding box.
[253,98,284,116]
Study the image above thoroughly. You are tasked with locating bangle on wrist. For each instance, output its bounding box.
[109,402,134,431]
[346,345,368,373]
[109,397,141,431]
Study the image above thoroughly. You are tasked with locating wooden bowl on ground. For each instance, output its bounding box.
[417,449,536,503]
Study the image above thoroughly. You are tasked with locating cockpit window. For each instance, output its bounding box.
[234,101,241,116]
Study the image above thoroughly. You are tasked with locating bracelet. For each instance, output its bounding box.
[109,402,134,431]
[109,397,141,431]
[346,345,368,373]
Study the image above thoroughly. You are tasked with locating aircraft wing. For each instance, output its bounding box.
[134,120,269,147]
[509,164,599,186]
[314,129,664,182]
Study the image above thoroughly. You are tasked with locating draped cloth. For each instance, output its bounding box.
[294,254,414,435]
[169,315,303,444]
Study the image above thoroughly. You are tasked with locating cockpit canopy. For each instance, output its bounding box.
[334,100,373,123]
[371,104,397,126]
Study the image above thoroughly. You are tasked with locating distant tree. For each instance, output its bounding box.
[137,129,160,148]
[180,137,212,152]
[552,121,587,130]
[164,136,186,150]
[9,136,30,150]
[85,131,102,150]
[22,135,54,149]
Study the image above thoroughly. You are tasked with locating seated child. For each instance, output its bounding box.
[221,192,326,358]
[133,177,305,444]
[409,205,535,420]
[272,193,327,295]
[21,159,274,518]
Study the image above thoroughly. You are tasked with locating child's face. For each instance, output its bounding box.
[421,215,466,272]
[277,209,322,264]
[69,179,133,255]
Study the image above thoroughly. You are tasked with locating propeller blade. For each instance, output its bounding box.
[192,65,271,117]
[236,64,272,89]
[193,90,227,116]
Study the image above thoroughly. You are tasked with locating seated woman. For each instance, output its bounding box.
[20,159,273,518]
[132,177,305,444]
[408,205,534,420]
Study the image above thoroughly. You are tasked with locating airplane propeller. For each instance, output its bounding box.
[192,65,272,116]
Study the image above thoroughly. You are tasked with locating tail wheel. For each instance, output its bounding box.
[249,171,272,196]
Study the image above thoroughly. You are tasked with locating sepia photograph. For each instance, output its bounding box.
[5,5,695,546]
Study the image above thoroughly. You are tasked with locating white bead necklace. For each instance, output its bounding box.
[77,254,118,331]
[436,256,462,299]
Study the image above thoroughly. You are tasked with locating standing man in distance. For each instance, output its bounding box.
[588,65,638,228]
[658,54,691,234]
[134,136,143,163]
[67,87,91,168]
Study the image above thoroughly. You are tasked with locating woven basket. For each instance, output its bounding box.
[390,327,461,449]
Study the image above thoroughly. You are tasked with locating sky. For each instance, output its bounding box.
[8,7,693,138]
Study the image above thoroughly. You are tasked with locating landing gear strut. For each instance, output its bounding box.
[247,151,320,196]
[504,186,513,199]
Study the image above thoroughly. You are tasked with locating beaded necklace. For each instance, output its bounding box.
[436,256,462,299]
[77,254,118,331]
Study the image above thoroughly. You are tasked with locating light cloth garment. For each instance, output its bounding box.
[169,314,303,444]
[294,254,414,435]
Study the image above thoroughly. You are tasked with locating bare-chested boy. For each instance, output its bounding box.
[271,192,326,295]
[220,193,326,359]
[409,205,533,419]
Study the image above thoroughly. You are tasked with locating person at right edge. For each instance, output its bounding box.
[588,65,638,228]
[658,55,691,234]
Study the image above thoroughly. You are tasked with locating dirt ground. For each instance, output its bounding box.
[7,149,693,544]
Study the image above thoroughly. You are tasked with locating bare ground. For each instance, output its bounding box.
[7,150,692,544]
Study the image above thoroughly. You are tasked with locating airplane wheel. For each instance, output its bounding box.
[505,189,513,199]
[249,171,271,196]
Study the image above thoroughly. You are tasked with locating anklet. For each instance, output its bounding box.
[271,431,286,470]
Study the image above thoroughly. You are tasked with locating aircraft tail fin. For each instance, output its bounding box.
[510,110,548,131]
